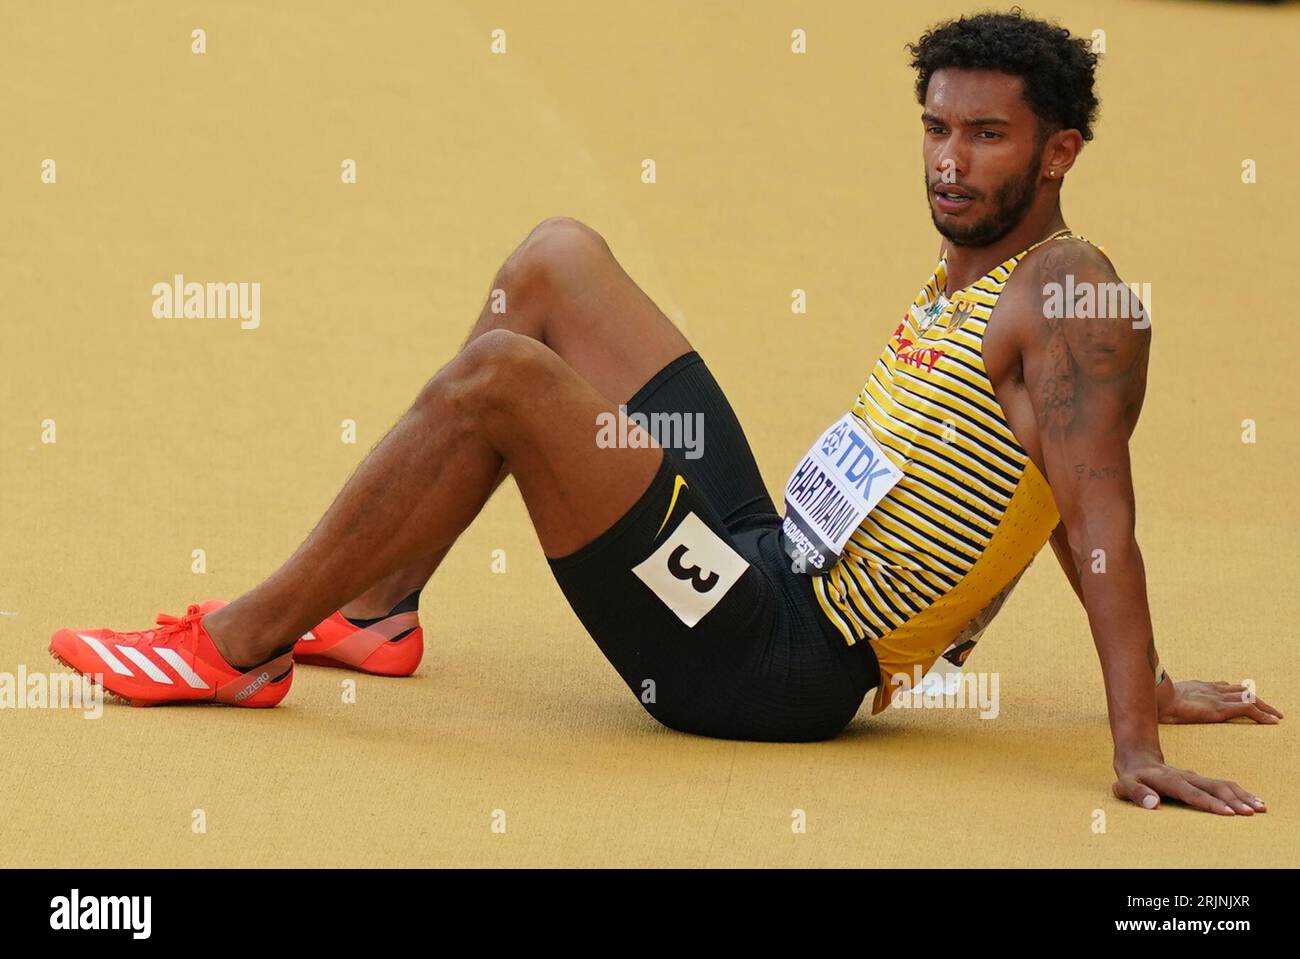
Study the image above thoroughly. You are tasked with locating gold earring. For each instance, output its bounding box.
[1048,171,1056,178]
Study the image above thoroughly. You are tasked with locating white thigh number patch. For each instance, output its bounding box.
[632,512,749,628]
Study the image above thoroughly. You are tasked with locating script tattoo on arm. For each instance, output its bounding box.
[1073,463,1124,480]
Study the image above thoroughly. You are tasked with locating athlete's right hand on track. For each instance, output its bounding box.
[1112,754,1266,816]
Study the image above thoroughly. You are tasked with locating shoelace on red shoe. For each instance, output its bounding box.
[118,605,206,645]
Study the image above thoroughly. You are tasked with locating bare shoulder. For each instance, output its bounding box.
[1001,237,1132,322]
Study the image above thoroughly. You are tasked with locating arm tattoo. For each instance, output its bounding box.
[1031,242,1150,434]
[1072,463,1123,480]
[1035,244,1086,432]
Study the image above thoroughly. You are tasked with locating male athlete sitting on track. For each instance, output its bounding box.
[51,11,1279,816]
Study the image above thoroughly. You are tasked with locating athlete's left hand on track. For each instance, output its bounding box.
[1112,755,1266,815]
[1158,680,1283,725]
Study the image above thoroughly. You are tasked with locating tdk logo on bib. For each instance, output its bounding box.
[781,412,903,573]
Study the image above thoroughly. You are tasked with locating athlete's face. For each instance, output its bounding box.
[922,69,1047,247]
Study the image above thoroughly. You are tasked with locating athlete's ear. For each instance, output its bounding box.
[1042,127,1084,181]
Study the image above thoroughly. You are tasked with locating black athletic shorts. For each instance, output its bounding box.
[547,351,879,742]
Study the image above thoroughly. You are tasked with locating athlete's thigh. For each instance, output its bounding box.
[477,333,774,718]
[516,217,694,405]
[471,329,664,559]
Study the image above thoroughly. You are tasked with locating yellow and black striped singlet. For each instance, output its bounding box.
[812,230,1098,713]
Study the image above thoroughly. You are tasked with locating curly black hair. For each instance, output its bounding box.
[907,8,1100,142]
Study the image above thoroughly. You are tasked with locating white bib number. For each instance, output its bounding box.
[633,512,749,627]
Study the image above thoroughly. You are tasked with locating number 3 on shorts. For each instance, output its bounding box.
[632,512,749,628]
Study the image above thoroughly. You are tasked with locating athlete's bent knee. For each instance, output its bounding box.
[526,215,607,250]
[438,329,552,424]
[506,216,611,296]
